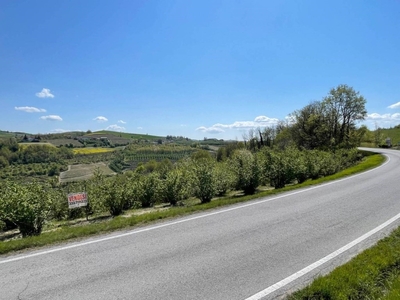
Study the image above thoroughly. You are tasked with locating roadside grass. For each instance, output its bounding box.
[72,147,116,155]
[0,152,385,255]
[382,276,400,299]
[288,226,400,300]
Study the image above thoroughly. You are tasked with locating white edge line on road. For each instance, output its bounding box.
[0,154,391,265]
[244,210,400,300]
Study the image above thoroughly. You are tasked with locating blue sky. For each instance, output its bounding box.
[1,0,400,140]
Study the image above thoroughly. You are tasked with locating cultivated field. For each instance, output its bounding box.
[86,130,162,142]
[73,147,116,155]
[19,142,55,148]
[47,139,83,147]
[59,162,115,183]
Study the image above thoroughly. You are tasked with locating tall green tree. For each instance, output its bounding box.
[323,84,367,148]
[290,85,367,149]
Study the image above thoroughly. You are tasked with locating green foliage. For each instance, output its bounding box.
[0,181,54,236]
[191,158,215,203]
[135,173,161,208]
[216,142,245,161]
[191,149,213,161]
[230,149,260,194]
[213,162,234,196]
[290,85,367,150]
[162,168,187,205]
[99,175,128,216]
[259,148,294,189]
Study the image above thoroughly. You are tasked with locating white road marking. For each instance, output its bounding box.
[245,210,400,300]
[0,154,390,265]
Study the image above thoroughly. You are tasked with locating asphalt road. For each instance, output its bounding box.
[1,148,400,300]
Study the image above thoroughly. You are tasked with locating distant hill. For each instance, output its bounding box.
[379,127,400,145]
[86,130,163,141]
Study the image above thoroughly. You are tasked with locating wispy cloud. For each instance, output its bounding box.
[49,129,82,133]
[366,113,400,120]
[93,116,108,122]
[35,88,54,98]
[40,115,62,121]
[15,106,46,113]
[196,126,225,134]
[196,115,280,134]
[388,102,400,109]
[118,120,127,124]
[137,127,143,130]
[106,124,125,131]
[51,129,69,133]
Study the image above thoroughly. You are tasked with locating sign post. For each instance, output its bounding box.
[67,192,88,209]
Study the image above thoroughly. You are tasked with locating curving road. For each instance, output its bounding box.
[1,148,400,300]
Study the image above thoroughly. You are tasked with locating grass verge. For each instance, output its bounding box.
[288,225,400,300]
[0,152,385,255]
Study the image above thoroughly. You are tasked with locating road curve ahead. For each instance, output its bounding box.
[1,148,400,300]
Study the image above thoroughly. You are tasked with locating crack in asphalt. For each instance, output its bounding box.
[17,281,29,300]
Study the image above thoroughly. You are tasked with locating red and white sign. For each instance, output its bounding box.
[67,192,88,209]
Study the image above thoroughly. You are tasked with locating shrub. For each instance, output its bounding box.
[0,181,53,237]
[135,173,161,208]
[162,169,186,206]
[213,162,234,196]
[230,149,260,194]
[191,158,215,203]
[99,176,128,216]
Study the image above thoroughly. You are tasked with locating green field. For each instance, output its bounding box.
[0,131,14,138]
[380,128,400,146]
[73,147,116,155]
[86,130,163,141]
[59,162,115,183]
[19,142,56,148]
[47,139,84,147]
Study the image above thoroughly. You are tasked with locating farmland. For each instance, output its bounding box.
[48,139,84,147]
[86,130,162,141]
[59,162,115,183]
[73,147,116,155]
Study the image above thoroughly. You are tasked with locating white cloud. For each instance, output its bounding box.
[196,126,225,134]
[106,124,125,131]
[36,88,54,98]
[365,113,400,120]
[197,115,280,134]
[364,113,400,128]
[51,129,69,133]
[93,116,108,122]
[118,120,127,124]
[49,129,82,133]
[388,102,400,109]
[40,115,62,121]
[15,106,46,113]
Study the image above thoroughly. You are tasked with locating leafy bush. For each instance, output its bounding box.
[230,149,260,194]
[191,158,215,203]
[213,162,234,196]
[0,181,53,236]
[162,169,187,206]
[135,173,161,208]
